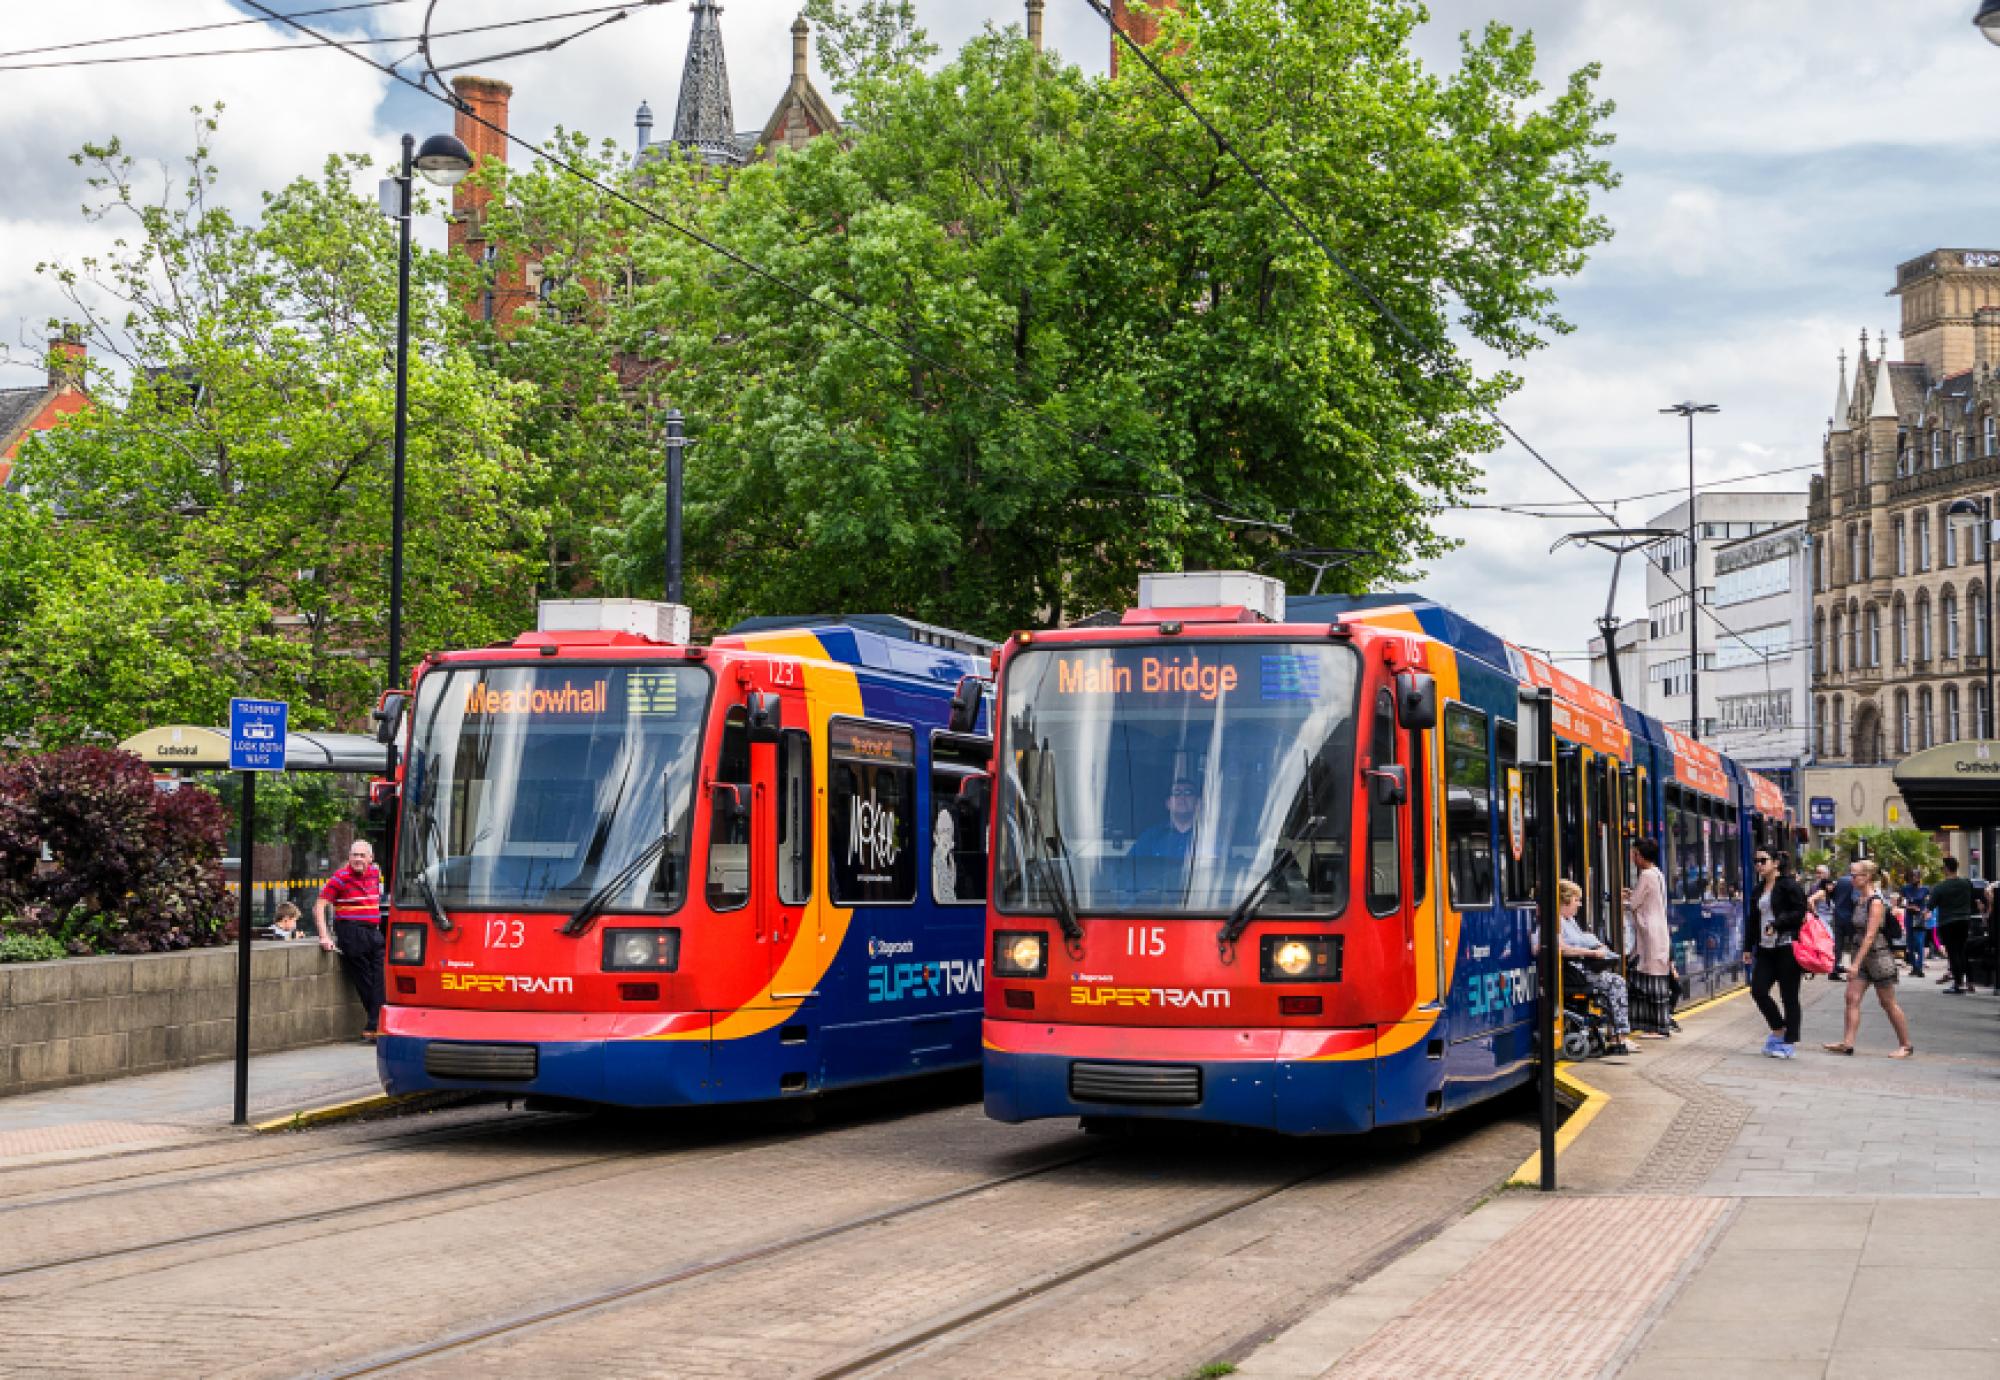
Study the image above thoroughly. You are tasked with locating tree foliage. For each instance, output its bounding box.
[516,0,1616,634]
[1823,826,1946,885]
[5,108,546,746]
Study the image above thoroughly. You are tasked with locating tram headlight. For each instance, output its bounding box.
[993,930,1048,978]
[388,923,426,966]
[602,927,680,972]
[1260,935,1340,983]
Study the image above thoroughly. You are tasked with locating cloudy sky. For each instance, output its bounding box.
[4,1,1998,662]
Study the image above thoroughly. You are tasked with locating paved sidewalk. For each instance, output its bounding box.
[0,1042,382,1163]
[1237,972,2000,1379]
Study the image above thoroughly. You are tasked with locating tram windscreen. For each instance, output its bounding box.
[995,643,1359,918]
[396,665,711,914]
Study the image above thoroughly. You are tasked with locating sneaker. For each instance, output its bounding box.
[1762,1033,1783,1056]
[1773,1042,1797,1059]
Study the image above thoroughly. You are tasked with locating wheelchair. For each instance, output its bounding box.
[1560,957,1622,1061]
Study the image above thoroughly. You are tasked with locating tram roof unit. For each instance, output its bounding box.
[717,614,993,687]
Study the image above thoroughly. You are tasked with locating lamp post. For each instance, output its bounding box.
[384,132,474,695]
[1662,402,1721,740]
[1977,0,2000,44]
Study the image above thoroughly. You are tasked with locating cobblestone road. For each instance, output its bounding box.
[0,1083,1534,1379]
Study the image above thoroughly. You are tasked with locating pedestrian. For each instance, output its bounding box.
[1806,863,1856,980]
[1744,848,1807,1058]
[264,901,304,941]
[315,840,386,1041]
[1552,879,1635,1055]
[1823,859,1915,1058]
[1624,838,1674,1038]
[1929,855,1978,996]
[1901,870,1932,978]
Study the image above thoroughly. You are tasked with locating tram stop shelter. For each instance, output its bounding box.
[1892,740,2000,986]
[118,724,391,921]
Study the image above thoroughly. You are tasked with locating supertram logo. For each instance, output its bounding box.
[1068,986,1231,1010]
[1465,965,1533,1019]
[440,973,576,995]
[868,959,984,1002]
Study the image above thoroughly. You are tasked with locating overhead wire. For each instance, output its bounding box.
[0,4,657,73]
[0,1,410,62]
[1079,0,1789,685]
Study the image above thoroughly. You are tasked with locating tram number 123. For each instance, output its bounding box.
[484,918,526,949]
[1126,925,1165,957]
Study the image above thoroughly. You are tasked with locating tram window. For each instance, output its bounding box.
[707,708,753,911]
[829,718,918,905]
[930,733,992,906]
[1558,750,1584,891]
[1443,704,1494,908]
[1367,689,1401,915]
[1496,721,1536,905]
[1667,787,1694,901]
[1722,804,1741,899]
[776,729,813,907]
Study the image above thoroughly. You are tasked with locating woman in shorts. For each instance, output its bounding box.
[1823,859,1914,1059]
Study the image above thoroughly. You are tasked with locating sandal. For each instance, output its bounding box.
[1889,1046,1915,1059]
[1821,1042,1855,1055]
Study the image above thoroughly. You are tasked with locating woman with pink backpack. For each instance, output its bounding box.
[1745,849,1809,1058]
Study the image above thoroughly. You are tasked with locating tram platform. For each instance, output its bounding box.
[0,1042,384,1166]
[1237,972,2000,1380]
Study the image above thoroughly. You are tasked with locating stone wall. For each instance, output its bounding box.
[0,943,365,1097]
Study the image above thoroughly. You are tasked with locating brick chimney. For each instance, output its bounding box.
[1109,0,1175,77]
[448,76,529,326]
[1026,0,1045,55]
[46,331,86,390]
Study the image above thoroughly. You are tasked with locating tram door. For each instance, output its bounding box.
[1587,757,1624,954]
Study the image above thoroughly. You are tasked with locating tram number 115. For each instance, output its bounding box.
[1126,925,1165,957]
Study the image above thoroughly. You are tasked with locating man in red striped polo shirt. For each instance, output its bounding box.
[315,840,385,1040]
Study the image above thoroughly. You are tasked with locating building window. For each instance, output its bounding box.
[1867,606,1881,667]
[1920,688,1935,749]
[1918,592,1933,661]
[1986,415,1997,457]
[1833,696,1845,756]
[1976,586,1990,660]
[1947,685,1962,743]
[1895,517,1907,576]
[1831,611,1844,672]
[1945,589,1961,659]
[1979,683,1992,739]
[1961,433,1972,464]
[1894,596,1908,665]
[1896,689,1910,754]
[1944,504,1960,568]
[1933,429,1945,468]
[1847,524,1860,582]
[1815,697,1827,756]
[1814,608,1826,675]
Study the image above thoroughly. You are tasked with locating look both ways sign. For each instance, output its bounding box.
[228,698,288,772]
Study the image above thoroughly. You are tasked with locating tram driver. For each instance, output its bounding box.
[1126,775,1201,896]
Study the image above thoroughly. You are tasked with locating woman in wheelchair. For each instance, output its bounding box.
[1553,878,1636,1056]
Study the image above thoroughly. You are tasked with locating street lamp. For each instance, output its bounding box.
[1661,401,1721,740]
[1976,0,2000,45]
[384,131,474,700]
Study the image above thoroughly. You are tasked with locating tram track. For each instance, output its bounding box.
[0,1106,553,1211]
[0,1093,994,1287]
[317,1145,1107,1379]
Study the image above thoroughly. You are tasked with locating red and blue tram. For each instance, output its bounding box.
[981,575,1789,1135]
[374,602,998,1108]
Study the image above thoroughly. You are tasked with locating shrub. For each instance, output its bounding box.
[0,747,231,952]
[0,930,67,963]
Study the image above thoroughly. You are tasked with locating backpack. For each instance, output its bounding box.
[1794,912,1836,974]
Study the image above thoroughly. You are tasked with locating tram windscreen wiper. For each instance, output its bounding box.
[559,831,672,938]
[406,760,454,933]
[1004,759,1084,945]
[1218,844,1299,949]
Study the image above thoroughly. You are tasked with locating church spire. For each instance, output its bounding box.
[1830,348,1851,434]
[673,0,743,167]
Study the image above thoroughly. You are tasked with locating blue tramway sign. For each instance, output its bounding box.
[228,698,289,772]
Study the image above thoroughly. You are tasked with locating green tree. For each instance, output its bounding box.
[7,108,547,744]
[575,0,1613,633]
[1825,826,1944,884]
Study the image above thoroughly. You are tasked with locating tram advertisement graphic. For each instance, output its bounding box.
[1506,767,1525,862]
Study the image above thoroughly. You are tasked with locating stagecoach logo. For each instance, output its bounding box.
[1506,768,1526,863]
[440,973,575,995]
[848,793,901,873]
[1068,985,1231,1010]
[867,937,915,958]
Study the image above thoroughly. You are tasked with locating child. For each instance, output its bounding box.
[265,901,303,940]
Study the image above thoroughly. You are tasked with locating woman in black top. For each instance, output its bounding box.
[1743,849,1808,1057]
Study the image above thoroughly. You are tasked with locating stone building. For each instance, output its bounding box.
[1804,248,2000,854]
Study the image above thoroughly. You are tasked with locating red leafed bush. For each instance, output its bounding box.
[0,747,231,952]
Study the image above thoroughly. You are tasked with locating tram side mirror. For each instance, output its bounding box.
[747,692,783,744]
[372,692,408,746]
[948,676,984,734]
[1394,672,1437,731]
[1369,765,1408,807]
[709,781,748,826]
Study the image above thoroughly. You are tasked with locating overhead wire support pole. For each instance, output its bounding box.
[1550,527,1681,703]
[1661,402,1720,740]
[1520,686,1559,1191]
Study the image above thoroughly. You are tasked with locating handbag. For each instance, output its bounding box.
[1793,912,1836,974]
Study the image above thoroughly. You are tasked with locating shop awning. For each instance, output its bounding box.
[1890,741,2000,831]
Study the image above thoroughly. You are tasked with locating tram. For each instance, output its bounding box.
[981,573,1788,1135]
[373,600,997,1108]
